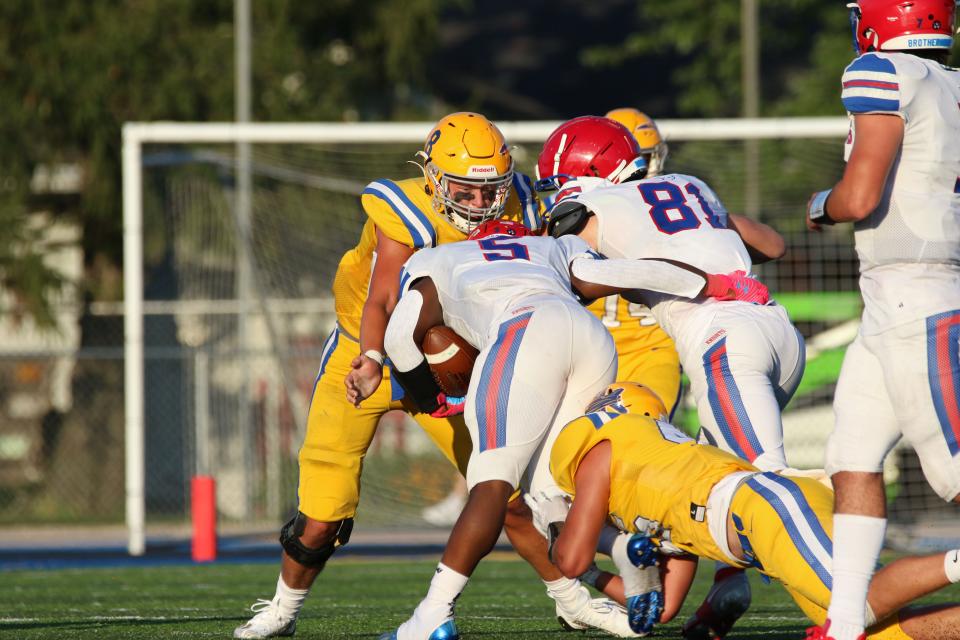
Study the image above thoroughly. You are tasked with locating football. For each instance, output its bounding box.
[421,326,479,397]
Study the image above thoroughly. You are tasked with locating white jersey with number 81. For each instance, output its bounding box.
[567,173,753,350]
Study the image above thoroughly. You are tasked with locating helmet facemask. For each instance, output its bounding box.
[415,152,514,235]
[642,142,669,178]
[848,3,873,53]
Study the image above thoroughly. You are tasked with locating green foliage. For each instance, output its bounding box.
[0,0,451,317]
[0,207,68,329]
[583,1,853,117]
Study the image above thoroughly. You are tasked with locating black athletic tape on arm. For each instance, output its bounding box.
[391,359,442,413]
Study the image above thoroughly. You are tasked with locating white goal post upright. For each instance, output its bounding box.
[121,117,848,556]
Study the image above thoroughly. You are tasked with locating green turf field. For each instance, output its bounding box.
[3,555,958,639]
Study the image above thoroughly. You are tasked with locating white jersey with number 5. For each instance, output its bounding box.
[397,233,617,495]
[398,234,594,349]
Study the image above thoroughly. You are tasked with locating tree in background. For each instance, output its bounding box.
[0,0,451,520]
[583,1,851,117]
[585,0,958,117]
[0,0,450,313]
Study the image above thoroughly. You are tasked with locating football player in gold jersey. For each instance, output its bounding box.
[547,382,960,640]
[233,112,542,639]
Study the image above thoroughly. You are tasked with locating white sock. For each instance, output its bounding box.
[275,575,309,619]
[421,562,469,617]
[826,514,886,640]
[395,564,468,640]
[544,575,585,609]
[609,533,632,571]
[945,549,960,583]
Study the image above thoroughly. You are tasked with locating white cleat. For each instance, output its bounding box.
[233,597,297,639]
[555,586,642,638]
[421,491,468,527]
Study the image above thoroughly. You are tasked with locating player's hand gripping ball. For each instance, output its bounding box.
[421,326,479,397]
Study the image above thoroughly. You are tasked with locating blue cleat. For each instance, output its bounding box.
[378,620,460,640]
[626,590,664,635]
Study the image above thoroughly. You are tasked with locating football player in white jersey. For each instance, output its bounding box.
[805,2,960,639]
[346,219,767,640]
[538,115,805,640]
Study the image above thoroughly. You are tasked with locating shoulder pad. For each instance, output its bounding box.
[842,53,901,114]
[548,200,591,238]
[361,179,437,249]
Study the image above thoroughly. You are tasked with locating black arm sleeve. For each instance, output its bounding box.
[391,359,442,414]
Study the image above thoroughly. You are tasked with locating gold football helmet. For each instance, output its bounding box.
[585,381,668,420]
[416,112,515,234]
[605,108,669,177]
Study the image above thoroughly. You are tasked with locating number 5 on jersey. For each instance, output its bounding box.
[478,237,531,261]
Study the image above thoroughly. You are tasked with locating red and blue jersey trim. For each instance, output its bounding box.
[841,53,900,114]
[703,337,764,463]
[475,312,533,452]
[926,310,960,457]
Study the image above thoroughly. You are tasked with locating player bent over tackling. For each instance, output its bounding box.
[536,115,804,638]
[544,382,960,640]
[346,220,769,639]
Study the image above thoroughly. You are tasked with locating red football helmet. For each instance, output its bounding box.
[467,218,533,240]
[849,0,955,54]
[535,116,647,191]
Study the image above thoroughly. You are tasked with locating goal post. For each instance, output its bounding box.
[122,117,851,556]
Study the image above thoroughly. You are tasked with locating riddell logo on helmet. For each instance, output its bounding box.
[468,165,497,176]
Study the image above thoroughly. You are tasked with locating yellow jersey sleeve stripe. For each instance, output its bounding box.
[512,173,541,231]
[585,410,619,429]
[362,179,437,249]
[746,473,833,589]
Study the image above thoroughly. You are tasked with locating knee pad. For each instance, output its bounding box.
[279,512,354,569]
